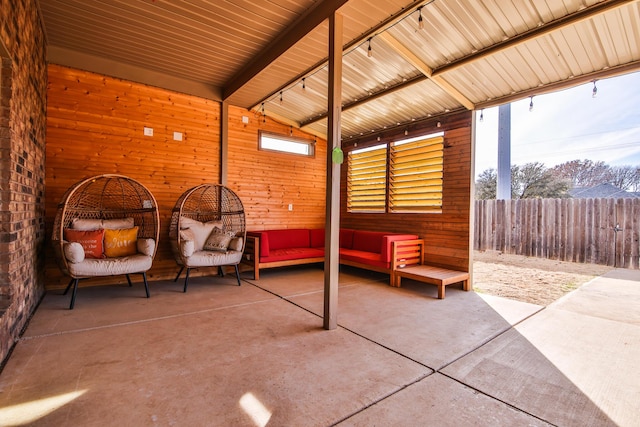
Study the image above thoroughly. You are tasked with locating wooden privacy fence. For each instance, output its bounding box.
[474,198,640,269]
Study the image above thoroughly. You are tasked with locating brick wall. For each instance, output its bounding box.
[0,0,48,365]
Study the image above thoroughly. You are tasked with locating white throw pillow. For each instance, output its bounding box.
[180,240,195,258]
[179,217,222,251]
[63,241,85,263]
[137,238,156,257]
[71,217,135,230]
[71,218,103,231]
[179,228,196,242]
[228,237,243,252]
[102,217,135,230]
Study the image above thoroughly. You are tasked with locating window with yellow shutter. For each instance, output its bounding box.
[390,135,443,212]
[347,144,387,213]
[347,132,444,213]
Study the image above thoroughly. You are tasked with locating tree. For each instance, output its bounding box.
[475,163,570,199]
[551,160,640,192]
[630,168,640,192]
[475,168,497,199]
[512,162,571,199]
[609,165,639,191]
[550,159,612,187]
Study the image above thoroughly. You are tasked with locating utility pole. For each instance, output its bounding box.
[497,103,511,200]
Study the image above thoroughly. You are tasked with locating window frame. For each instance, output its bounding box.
[347,132,444,214]
[347,143,388,213]
[258,130,315,158]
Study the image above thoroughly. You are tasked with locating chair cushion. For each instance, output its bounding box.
[67,253,153,277]
[137,238,155,257]
[64,229,105,259]
[352,230,384,254]
[104,227,138,257]
[102,217,135,230]
[340,228,355,249]
[228,237,243,252]
[180,216,222,251]
[71,217,134,230]
[261,247,324,263]
[340,248,387,269]
[180,228,196,242]
[63,241,85,263]
[180,239,195,258]
[184,250,243,267]
[71,218,103,231]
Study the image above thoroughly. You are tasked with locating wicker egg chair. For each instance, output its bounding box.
[52,174,160,309]
[169,184,246,292]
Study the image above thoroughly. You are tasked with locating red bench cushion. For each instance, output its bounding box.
[309,228,325,248]
[340,228,355,249]
[247,231,270,257]
[352,230,385,254]
[266,229,311,251]
[340,248,387,269]
[261,247,324,263]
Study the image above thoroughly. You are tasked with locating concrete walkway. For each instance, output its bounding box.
[0,265,637,426]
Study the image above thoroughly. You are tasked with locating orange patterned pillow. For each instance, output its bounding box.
[104,227,138,257]
[64,229,105,259]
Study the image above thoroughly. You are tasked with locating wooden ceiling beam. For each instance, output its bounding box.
[299,74,428,127]
[250,0,432,111]
[378,31,475,110]
[221,0,349,101]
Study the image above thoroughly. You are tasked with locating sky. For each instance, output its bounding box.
[474,70,640,179]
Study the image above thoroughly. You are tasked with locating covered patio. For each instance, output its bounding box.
[1,1,640,425]
[1,267,637,426]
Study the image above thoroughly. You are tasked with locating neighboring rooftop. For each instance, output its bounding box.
[569,183,640,199]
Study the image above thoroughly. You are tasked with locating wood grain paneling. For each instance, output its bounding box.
[226,108,327,231]
[45,65,328,290]
[45,65,222,288]
[45,65,470,289]
[340,111,473,273]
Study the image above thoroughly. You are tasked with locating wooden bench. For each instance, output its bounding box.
[241,235,324,280]
[391,239,470,299]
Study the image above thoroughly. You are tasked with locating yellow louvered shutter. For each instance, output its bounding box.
[347,145,387,212]
[389,136,443,212]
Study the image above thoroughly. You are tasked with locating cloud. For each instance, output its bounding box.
[475,71,640,178]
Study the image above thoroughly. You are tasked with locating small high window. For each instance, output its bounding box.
[259,131,314,157]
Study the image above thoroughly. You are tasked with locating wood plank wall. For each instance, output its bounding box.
[45,65,327,289]
[45,65,472,288]
[340,111,473,272]
[226,108,327,231]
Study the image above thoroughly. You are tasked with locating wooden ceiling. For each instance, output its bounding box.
[39,0,640,139]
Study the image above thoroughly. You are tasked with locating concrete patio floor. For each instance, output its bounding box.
[0,265,638,426]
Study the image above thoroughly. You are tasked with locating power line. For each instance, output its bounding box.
[513,125,640,147]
